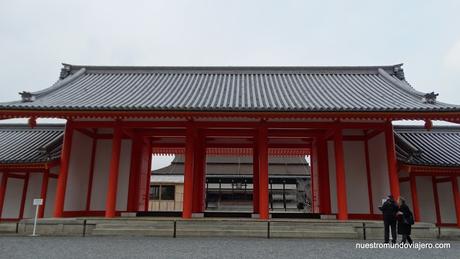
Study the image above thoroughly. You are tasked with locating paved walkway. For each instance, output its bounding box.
[0,236,458,259]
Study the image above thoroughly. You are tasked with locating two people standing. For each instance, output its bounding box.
[378,195,414,244]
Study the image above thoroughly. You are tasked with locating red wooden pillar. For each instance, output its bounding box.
[54,121,74,217]
[85,137,97,212]
[409,174,420,222]
[258,124,269,220]
[317,138,331,214]
[334,127,348,220]
[105,126,123,218]
[192,131,206,213]
[310,145,316,212]
[451,176,460,228]
[252,144,260,214]
[38,169,50,218]
[127,135,142,211]
[182,125,195,219]
[364,138,374,214]
[432,176,441,225]
[19,173,30,219]
[384,122,400,198]
[144,141,152,211]
[0,172,8,218]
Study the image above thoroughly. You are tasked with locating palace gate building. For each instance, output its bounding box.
[0,64,460,225]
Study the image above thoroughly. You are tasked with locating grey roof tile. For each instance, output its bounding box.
[0,124,64,164]
[395,126,460,167]
[1,64,459,112]
[153,155,310,176]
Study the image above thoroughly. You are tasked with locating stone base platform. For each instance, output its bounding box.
[1,217,456,240]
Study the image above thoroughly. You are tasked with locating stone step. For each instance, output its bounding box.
[176,229,267,238]
[0,223,17,234]
[91,228,173,237]
[271,230,359,239]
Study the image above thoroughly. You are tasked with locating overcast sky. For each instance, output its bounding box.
[1,0,460,168]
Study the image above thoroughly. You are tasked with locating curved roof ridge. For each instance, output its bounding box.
[64,63,402,75]
[31,68,86,97]
[377,68,426,98]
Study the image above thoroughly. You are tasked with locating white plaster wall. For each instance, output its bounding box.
[23,173,43,218]
[327,139,371,214]
[64,130,93,211]
[90,139,112,211]
[343,141,369,213]
[2,178,24,219]
[45,178,57,217]
[327,140,337,214]
[438,181,456,224]
[89,138,132,212]
[399,181,413,209]
[116,139,132,211]
[416,176,436,223]
[50,166,60,175]
[367,133,390,213]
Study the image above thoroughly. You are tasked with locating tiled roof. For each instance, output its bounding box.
[0,124,64,164]
[1,64,458,112]
[152,156,310,176]
[394,126,460,167]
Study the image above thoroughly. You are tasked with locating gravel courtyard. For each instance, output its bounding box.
[0,236,458,259]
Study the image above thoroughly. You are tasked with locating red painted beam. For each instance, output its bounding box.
[54,121,74,217]
[2,109,460,122]
[398,177,410,182]
[75,128,96,138]
[203,129,256,137]
[68,119,392,131]
[435,177,453,183]
[139,129,187,137]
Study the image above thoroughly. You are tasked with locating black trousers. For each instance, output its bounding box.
[384,219,397,243]
[401,234,413,244]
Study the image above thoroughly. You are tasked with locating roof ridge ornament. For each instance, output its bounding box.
[393,65,405,80]
[423,92,439,104]
[60,64,72,79]
[19,91,34,102]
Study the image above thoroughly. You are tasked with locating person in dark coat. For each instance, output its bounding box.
[397,196,414,244]
[378,195,399,243]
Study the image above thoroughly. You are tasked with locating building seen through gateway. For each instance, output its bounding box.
[0,63,460,228]
[150,156,310,215]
